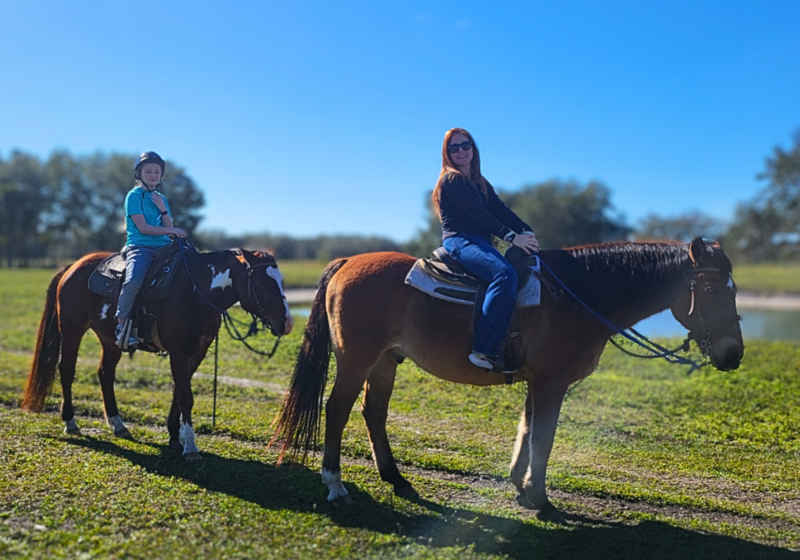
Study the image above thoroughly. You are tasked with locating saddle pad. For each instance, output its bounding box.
[405,255,542,308]
[88,253,125,298]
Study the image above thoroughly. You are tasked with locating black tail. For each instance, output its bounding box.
[21,267,67,411]
[271,258,348,464]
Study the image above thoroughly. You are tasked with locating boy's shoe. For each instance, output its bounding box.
[469,352,521,374]
[115,324,138,349]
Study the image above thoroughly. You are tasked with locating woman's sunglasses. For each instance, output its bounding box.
[447,141,473,153]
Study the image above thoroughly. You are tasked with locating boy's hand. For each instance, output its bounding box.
[150,191,168,212]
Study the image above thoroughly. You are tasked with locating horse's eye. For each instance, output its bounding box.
[705,285,717,295]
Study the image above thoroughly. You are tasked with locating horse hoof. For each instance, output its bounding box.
[536,507,567,525]
[64,427,82,436]
[114,429,133,440]
[394,484,419,500]
[183,452,203,462]
[330,494,353,507]
[169,439,183,451]
[515,494,535,509]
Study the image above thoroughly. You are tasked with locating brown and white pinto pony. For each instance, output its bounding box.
[22,248,292,460]
[273,238,743,523]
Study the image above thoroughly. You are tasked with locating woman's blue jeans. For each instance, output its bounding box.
[115,244,162,321]
[443,233,518,357]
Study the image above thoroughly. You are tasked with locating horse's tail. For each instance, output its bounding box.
[21,267,67,412]
[272,258,348,464]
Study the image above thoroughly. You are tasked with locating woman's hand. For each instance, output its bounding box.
[150,191,168,212]
[170,227,188,238]
[512,232,539,255]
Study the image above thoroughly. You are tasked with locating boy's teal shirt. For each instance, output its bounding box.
[124,186,173,248]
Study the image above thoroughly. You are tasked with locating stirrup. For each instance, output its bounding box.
[115,321,137,350]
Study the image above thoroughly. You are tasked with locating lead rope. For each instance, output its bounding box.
[213,331,219,431]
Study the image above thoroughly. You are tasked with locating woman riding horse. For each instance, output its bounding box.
[434,128,539,372]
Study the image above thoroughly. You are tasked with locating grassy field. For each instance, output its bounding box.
[732,264,800,295]
[0,269,799,558]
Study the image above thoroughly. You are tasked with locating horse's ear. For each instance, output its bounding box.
[688,237,706,266]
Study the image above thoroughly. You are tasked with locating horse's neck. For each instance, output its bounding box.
[555,244,691,330]
[185,251,242,312]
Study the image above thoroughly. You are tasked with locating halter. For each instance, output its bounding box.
[684,266,725,360]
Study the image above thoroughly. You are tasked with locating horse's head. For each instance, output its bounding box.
[670,238,744,371]
[235,250,293,336]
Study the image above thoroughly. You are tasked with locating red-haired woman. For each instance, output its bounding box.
[433,128,539,372]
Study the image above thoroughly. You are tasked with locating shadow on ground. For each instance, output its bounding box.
[63,435,795,560]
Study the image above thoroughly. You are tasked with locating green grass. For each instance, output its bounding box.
[734,263,800,295]
[277,260,327,288]
[1,268,799,558]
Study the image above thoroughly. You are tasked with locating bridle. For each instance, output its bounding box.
[681,266,735,360]
[233,250,287,337]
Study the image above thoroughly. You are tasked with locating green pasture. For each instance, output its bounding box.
[733,264,800,295]
[0,269,799,558]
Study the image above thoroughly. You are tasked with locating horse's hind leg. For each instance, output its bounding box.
[362,352,416,499]
[510,385,533,494]
[322,353,378,504]
[58,329,86,435]
[97,339,129,438]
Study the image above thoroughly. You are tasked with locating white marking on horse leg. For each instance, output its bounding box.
[179,423,200,455]
[64,418,79,433]
[106,414,128,434]
[322,468,349,501]
[99,303,110,320]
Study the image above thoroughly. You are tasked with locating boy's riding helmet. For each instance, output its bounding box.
[133,151,166,180]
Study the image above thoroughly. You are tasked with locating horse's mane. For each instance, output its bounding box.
[541,241,726,311]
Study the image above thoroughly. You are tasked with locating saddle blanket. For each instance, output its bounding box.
[404,255,541,308]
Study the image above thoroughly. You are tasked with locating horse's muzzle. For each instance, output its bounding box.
[711,337,744,371]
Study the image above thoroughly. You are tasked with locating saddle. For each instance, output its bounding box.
[87,242,186,353]
[404,246,543,379]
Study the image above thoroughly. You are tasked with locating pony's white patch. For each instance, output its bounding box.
[99,303,110,320]
[106,414,126,433]
[179,423,200,455]
[266,266,291,317]
[64,418,79,433]
[209,267,232,291]
[322,468,349,501]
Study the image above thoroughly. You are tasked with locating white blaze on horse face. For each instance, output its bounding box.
[266,265,291,317]
[99,303,110,320]
[322,468,349,501]
[209,266,233,291]
[179,423,200,455]
[727,275,736,291]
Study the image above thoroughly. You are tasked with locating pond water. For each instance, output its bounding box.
[291,305,800,342]
[635,308,800,342]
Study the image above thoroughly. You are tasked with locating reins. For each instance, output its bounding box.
[538,258,708,372]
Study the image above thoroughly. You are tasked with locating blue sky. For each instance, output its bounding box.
[2,1,799,243]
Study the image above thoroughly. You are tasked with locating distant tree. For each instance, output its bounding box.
[501,179,631,249]
[725,130,800,262]
[0,151,51,267]
[635,210,725,243]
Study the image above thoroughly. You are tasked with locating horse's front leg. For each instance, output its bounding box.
[520,376,569,524]
[509,385,533,494]
[169,351,201,461]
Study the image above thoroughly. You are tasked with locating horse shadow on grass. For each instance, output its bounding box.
[61,435,796,560]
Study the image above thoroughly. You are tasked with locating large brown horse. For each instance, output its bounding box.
[22,247,292,460]
[273,238,744,522]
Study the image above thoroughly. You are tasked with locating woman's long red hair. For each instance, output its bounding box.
[432,128,487,215]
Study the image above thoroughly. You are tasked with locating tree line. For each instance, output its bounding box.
[1,131,798,266]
